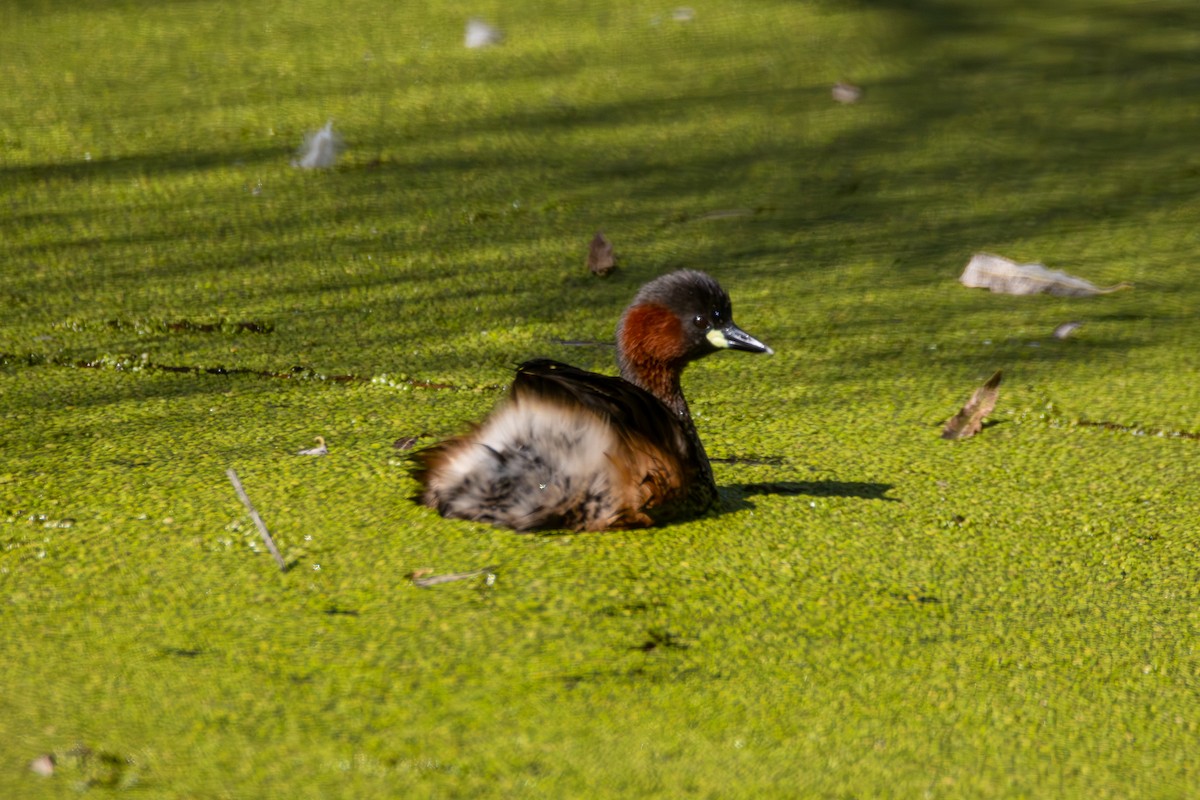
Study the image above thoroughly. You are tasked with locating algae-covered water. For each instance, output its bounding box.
[2,1,1199,796]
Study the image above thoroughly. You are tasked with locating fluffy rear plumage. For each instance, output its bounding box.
[414,359,700,531]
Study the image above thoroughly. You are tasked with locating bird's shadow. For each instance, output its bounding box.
[717,480,899,515]
[736,480,898,500]
[533,481,898,536]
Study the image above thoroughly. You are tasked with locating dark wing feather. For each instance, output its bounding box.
[512,359,690,457]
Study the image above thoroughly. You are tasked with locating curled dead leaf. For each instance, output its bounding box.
[942,370,1002,440]
[587,232,616,276]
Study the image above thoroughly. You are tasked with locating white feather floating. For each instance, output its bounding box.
[296,436,328,456]
[832,82,863,104]
[960,253,1131,297]
[293,121,341,169]
[1053,321,1083,340]
[465,18,503,49]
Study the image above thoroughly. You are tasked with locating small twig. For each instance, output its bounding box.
[693,208,755,221]
[226,468,287,572]
[412,566,496,588]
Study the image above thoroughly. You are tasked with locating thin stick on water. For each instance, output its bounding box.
[412,566,496,588]
[226,468,287,572]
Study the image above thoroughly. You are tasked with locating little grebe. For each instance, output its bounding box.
[414,269,772,531]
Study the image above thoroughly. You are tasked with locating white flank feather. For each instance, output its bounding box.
[293,121,341,169]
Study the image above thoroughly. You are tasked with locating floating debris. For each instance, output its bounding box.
[942,370,1002,441]
[587,232,617,277]
[633,628,688,652]
[672,7,696,22]
[960,253,1131,297]
[226,468,287,571]
[832,82,863,104]
[297,436,328,456]
[1053,321,1083,340]
[411,566,496,587]
[29,754,56,777]
[1076,419,1200,441]
[293,121,341,170]
[693,208,755,221]
[465,18,503,48]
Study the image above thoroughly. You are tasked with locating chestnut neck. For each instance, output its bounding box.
[616,302,694,420]
[616,301,717,508]
[620,354,689,419]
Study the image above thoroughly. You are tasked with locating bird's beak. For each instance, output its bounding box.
[707,323,774,355]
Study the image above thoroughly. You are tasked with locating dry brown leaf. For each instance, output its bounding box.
[942,370,1002,440]
[586,232,616,276]
[960,253,1131,297]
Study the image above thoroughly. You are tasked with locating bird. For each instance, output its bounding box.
[297,436,328,456]
[413,270,773,532]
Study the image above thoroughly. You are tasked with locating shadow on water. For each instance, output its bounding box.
[705,480,899,523]
[436,477,900,538]
[4,0,1199,402]
[0,146,284,185]
[736,481,899,502]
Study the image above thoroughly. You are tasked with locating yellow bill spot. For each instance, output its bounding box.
[705,328,730,348]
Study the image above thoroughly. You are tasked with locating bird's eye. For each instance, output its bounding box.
[692,314,707,329]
